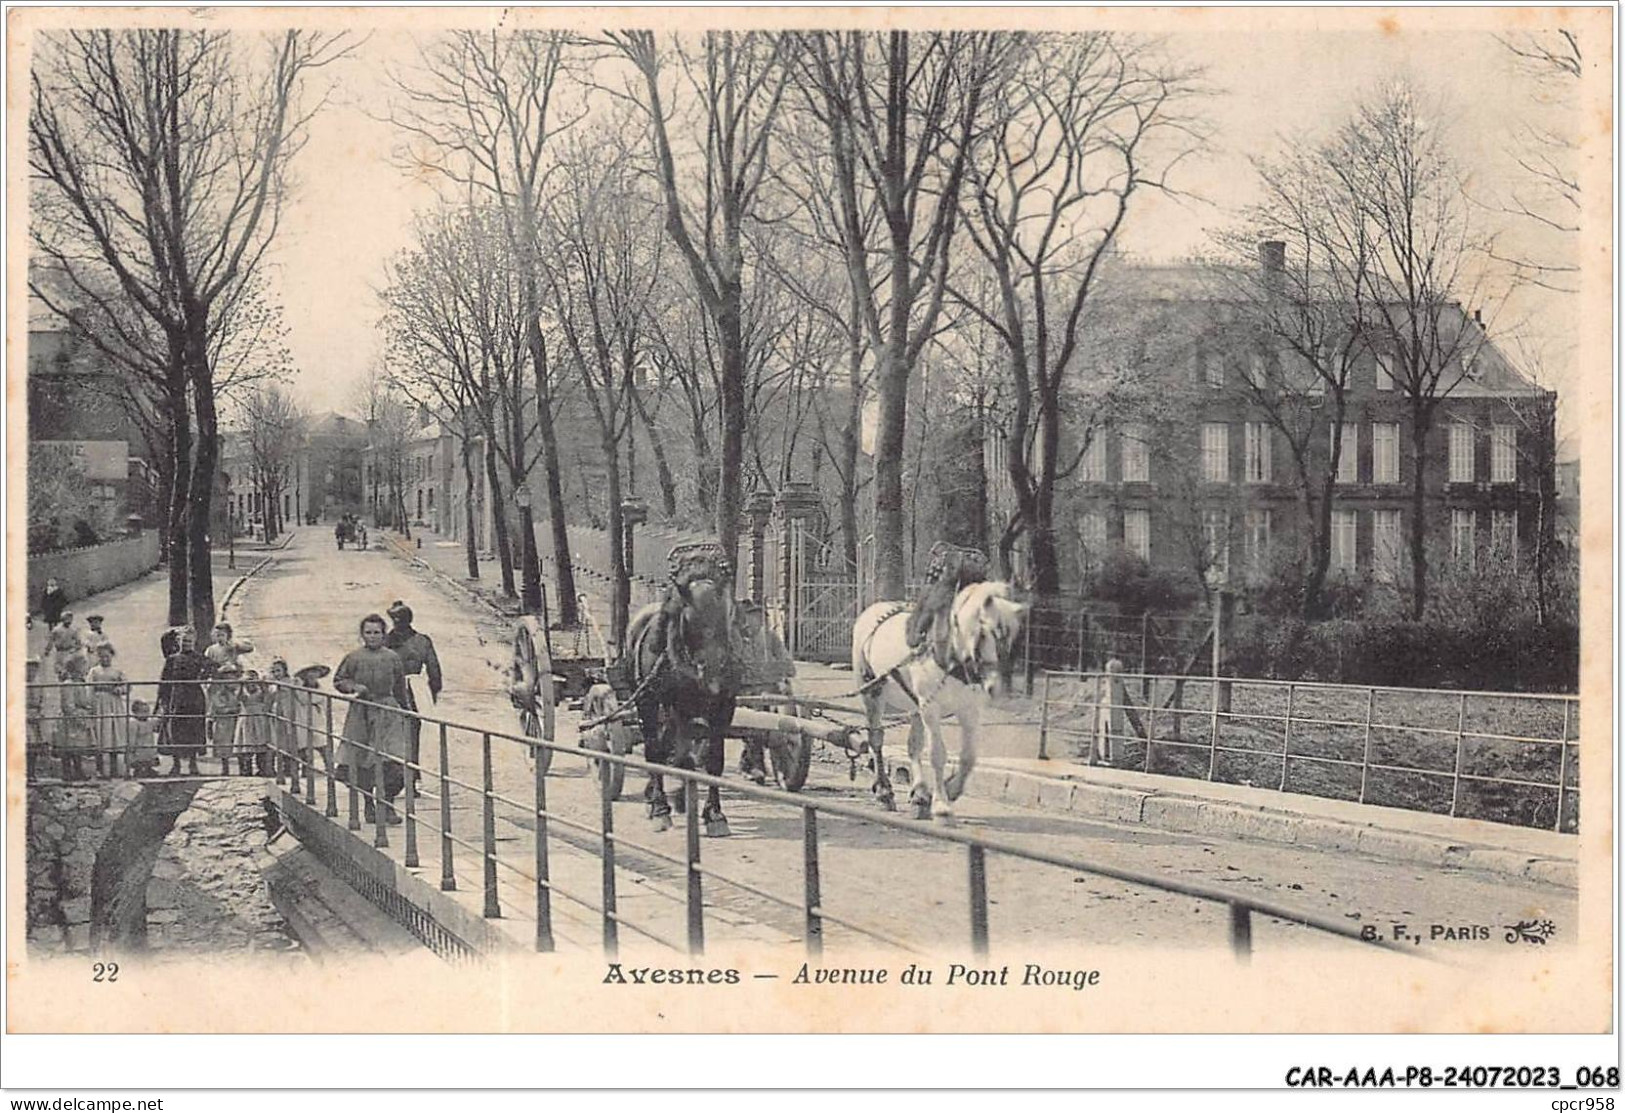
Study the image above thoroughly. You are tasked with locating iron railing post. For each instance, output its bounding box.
[324,693,339,819]
[1229,903,1253,964]
[968,844,990,958]
[1279,684,1295,792]
[1144,677,1157,774]
[1554,699,1571,833]
[601,760,619,957]
[304,696,317,806]
[1037,672,1051,761]
[535,738,554,952]
[1207,675,1221,781]
[1449,692,1468,817]
[481,731,500,918]
[802,806,823,959]
[439,723,456,892]
[686,779,704,955]
[1358,687,1376,804]
[373,740,389,849]
[345,703,361,831]
[403,730,419,869]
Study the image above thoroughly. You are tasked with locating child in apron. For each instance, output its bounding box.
[238,670,273,776]
[127,699,160,779]
[87,643,127,778]
[209,663,245,775]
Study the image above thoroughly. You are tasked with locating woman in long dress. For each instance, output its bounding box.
[57,654,95,781]
[157,627,207,777]
[86,643,127,778]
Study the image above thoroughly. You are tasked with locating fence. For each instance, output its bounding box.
[27,532,161,611]
[1038,670,1580,834]
[26,675,1428,964]
[1022,602,1214,676]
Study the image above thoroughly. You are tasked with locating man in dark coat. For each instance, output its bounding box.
[385,600,442,786]
[905,542,991,670]
[40,577,69,629]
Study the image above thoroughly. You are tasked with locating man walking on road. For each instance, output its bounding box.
[385,600,441,788]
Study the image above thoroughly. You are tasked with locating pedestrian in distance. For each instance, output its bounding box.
[332,614,409,825]
[385,600,442,791]
[56,653,95,782]
[206,621,255,674]
[40,577,69,629]
[87,642,127,778]
[127,699,160,779]
[209,662,246,776]
[157,627,206,777]
[49,611,85,680]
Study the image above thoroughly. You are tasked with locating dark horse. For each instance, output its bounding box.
[622,545,741,836]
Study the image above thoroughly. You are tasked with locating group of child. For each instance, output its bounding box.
[27,617,333,783]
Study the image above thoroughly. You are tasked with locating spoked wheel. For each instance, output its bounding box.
[767,689,813,793]
[510,617,556,774]
[579,684,629,800]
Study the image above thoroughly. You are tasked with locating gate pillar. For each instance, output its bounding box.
[773,482,822,655]
[745,490,775,605]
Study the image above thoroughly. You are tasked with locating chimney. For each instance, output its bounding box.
[1473,308,1483,326]
[1258,240,1286,272]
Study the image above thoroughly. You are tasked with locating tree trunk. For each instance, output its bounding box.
[461,435,480,579]
[1407,414,1431,620]
[872,271,911,599]
[165,377,191,627]
[604,434,629,651]
[716,291,746,592]
[484,438,516,597]
[630,385,678,518]
[690,411,716,515]
[185,327,218,637]
[1028,392,1063,595]
[839,296,863,574]
[528,327,578,628]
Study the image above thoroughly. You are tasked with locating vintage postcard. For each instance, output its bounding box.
[5,3,1615,1059]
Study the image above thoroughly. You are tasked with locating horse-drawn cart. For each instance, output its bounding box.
[507,587,865,802]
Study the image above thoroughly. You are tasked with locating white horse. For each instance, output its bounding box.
[852,581,1028,823]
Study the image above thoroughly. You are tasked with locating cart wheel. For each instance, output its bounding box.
[511,617,555,773]
[580,684,628,800]
[768,694,813,793]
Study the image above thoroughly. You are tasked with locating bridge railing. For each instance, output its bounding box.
[1037,669,1580,834]
[25,676,1435,963]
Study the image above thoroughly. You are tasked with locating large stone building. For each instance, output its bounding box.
[1046,249,1557,596]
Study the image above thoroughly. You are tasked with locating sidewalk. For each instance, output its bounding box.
[381,525,1578,889]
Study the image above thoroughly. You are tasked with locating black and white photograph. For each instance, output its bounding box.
[5,3,1614,1067]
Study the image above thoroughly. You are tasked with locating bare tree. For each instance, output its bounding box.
[603,30,793,582]
[795,30,1013,598]
[1330,80,1495,618]
[31,28,351,633]
[237,385,307,542]
[957,32,1206,594]
[389,30,579,622]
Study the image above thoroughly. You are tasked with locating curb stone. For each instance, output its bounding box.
[218,531,297,618]
[965,760,1577,891]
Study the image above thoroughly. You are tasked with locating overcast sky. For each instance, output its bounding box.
[266,22,1584,431]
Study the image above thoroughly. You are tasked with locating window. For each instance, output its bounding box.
[1491,509,1518,563]
[1449,423,1475,483]
[1491,424,1516,483]
[1080,431,1107,483]
[1244,508,1272,569]
[1120,425,1150,483]
[1123,509,1151,562]
[1332,509,1358,572]
[1203,510,1231,580]
[1372,509,1402,583]
[1244,422,1271,483]
[1080,512,1108,573]
[1334,423,1359,485]
[1451,508,1476,569]
[1201,349,1224,387]
[1202,423,1230,483]
[1375,356,1396,392]
[1372,423,1399,484]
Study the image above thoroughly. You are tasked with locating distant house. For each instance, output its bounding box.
[1038,247,1558,594]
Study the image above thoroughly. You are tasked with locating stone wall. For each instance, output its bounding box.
[28,532,161,612]
[26,779,301,959]
[27,782,143,954]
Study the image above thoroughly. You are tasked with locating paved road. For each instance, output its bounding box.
[224,530,1573,962]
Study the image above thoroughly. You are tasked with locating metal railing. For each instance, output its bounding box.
[25,675,1440,962]
[1038,669,1580,834]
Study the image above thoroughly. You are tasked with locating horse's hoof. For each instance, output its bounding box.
[703,817,731,838]
[932,811,957,827]
[671,792,687,815]
[878,794,896,813]
[911,799,932,821]
[649,812,672,833]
